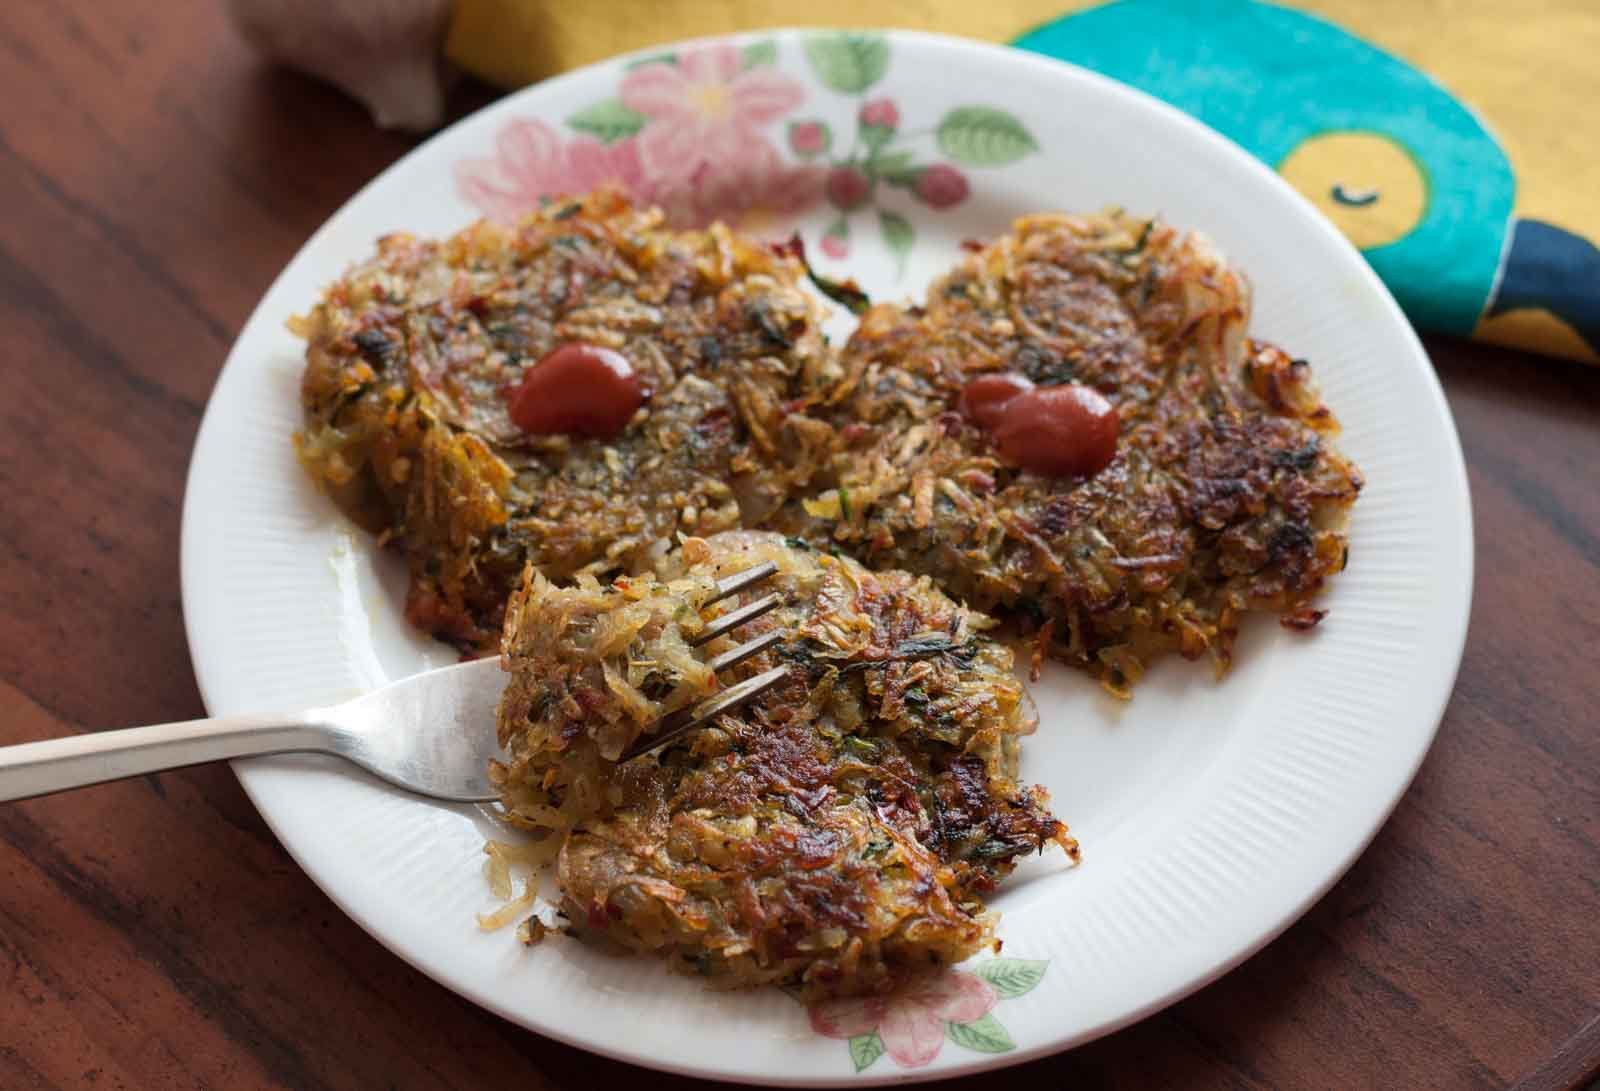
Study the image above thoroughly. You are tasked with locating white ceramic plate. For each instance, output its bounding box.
[181,29,1472,1085]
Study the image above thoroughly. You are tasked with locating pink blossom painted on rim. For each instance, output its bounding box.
[620,45,806,181]
[454,120,652,223]
[452,32,1038,272]
[809,970,997,1069]
[807,957,1046,1072]
[455,44,822,232]
[656,144,825,230]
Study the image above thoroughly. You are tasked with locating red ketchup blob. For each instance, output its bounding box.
[961,374,1120,478]
[508,343,644,438]
[958,372,1035,430]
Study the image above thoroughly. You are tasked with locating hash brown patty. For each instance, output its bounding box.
[493,532,1072,998]
[297,194,1360,691]
[296,189,841,652]
[782,211,1362,693]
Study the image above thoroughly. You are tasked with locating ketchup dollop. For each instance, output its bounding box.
[508,344,645,438]
[960,373,1119,478]
[958,372,1035,430]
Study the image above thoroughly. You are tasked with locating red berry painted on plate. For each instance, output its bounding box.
[508,343,645,439]
[826,166,871,211]
[913,164,970,210]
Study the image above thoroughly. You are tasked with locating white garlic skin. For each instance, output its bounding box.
[225,0,453,131]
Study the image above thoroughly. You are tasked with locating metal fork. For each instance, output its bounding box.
[0,563,788,804]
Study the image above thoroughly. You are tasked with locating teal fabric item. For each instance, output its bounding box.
[1013,0,1516,336]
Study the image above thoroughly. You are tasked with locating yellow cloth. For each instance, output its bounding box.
[446,0,1600,362]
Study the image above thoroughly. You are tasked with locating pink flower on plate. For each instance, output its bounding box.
[621,45,805,180]
[655,142,824,231]
[809,970,998,1068]
[455,119,652,222]
[819,233,849,260]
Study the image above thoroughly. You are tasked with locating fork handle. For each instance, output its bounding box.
[0,715,334,803]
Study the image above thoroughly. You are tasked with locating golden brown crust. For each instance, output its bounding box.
[295,197,1364,997]
[494,533,1073,998]
[296,188,841,652]
[296,196,1360,688]
[782,211,1362,694]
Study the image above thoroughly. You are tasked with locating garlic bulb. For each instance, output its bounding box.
[225,0,454,131]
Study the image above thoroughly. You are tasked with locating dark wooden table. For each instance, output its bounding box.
[3,3,1597,1088]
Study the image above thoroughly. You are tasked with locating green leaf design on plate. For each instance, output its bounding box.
[936,106,1038,166]
[742,40,778,68]
[879,210,914,277]
[860,123,894,153]
[567,99,647,144]
[945,1012,1015,1054]
[869,150,917,184]
[624,52,677,70]
[803,33,889,94]
[848,1031,885,1071]
[973,958,1048,998]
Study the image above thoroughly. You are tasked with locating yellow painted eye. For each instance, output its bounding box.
[1278,131,1428,250]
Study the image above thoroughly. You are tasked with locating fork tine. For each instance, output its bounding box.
[691,591,782,647]
[618,562,787,762]
[621,666,789,761]
[706,561,778,606]
[702,629,783,674]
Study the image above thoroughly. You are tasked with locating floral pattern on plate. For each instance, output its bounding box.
[456,40,820,232]
[454,33,1038,267]
[808,958,1048,1072]
[790,34,1037,270]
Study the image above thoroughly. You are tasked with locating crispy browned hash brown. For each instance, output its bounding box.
[296,194,1359,692]
[780,211,1363,694]
[492,532,1073,998]
[292,192,1362,996]
[295,188,840,652]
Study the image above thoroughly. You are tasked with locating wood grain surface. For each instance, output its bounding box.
[2,3,1596,1088]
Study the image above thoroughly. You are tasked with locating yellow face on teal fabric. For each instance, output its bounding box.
[1277,131,1428,251]
[1015,0,1516,337]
